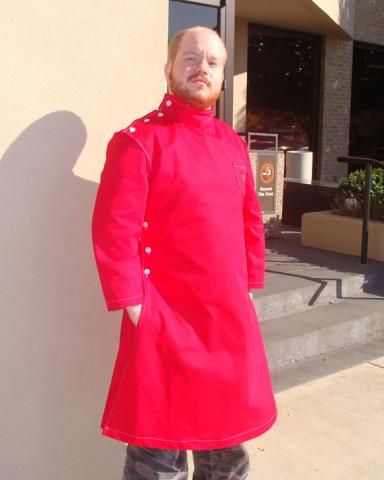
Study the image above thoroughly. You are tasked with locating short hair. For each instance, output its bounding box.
[167,26,227,64]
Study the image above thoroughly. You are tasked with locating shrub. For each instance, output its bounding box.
[332,168,384,221]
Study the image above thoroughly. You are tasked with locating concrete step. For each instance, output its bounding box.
[271,334,384,394]
[252,268,384,321]
[260,289,384,372]
[256,226,384,321]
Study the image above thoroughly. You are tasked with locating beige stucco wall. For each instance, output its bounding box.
[233,17,248,132]
[0,1,168,479]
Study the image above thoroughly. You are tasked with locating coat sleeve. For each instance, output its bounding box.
[91,131,150,311]
[242,142,266,289]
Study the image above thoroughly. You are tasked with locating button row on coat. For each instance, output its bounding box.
[130,101,172,127]
[142,220,151,276]
[140,101,171,123]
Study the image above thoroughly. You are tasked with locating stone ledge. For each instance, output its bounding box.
[301,210,384,262]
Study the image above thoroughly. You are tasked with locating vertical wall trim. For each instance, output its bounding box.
[221,0,235,126]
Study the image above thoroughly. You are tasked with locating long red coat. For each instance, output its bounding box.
[91,93,277,450]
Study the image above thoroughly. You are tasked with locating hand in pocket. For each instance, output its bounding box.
[125,304,142,327]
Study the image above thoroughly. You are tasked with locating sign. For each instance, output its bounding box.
[256,153,277,213]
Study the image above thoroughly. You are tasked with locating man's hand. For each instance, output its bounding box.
[125,304,142,327]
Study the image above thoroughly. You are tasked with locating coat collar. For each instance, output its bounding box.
[158,93,215,129]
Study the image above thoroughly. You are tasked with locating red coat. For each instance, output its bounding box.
[91,93,277,450]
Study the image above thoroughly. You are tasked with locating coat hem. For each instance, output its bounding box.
[100,410,277,450]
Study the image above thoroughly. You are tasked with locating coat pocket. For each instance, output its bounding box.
[232,161,246,195]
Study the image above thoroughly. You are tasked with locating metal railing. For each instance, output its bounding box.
[337,156,383,264]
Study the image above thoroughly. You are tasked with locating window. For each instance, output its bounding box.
[168,1,220,41]
[246,24,321,167]
[349,42,384,161]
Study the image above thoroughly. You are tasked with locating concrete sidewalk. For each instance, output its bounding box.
[246,337,384,479]
[185,337,384,479]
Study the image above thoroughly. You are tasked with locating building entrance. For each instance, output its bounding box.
[246,23,321,178]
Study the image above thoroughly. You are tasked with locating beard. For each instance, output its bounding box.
[168,71,222,109]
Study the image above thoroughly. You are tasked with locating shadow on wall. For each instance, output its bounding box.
[0,112,122,479]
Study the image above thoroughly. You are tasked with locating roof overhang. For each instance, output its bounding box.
[236,0,356,39]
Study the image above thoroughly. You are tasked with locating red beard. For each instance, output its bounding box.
[168,71,222,109]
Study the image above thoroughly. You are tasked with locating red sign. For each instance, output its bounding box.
[259,162,275,185]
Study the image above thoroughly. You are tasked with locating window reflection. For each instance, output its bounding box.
[246,24,320,154]
[169,1,219,41]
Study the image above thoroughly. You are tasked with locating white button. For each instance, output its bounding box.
[145,246,152,254]
[144,118,150,123]
[129,126,136,133]
[165,100,172,107]
[144,268,151,276]
[143,221,149,228]
[157,112,164,117]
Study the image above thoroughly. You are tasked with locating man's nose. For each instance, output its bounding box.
[195,56,209,73]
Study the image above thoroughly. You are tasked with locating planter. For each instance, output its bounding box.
[301,210,384,262]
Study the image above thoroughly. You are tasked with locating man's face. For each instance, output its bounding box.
[165,29,226,109]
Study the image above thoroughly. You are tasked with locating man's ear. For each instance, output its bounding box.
[164,62,171,84]
[164,62,172,93]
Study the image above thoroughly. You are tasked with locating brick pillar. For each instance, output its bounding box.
[318,37,353,182]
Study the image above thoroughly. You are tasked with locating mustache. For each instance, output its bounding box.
[188,74,210,85]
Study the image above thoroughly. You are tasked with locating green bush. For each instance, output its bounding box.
[332,168,384,221]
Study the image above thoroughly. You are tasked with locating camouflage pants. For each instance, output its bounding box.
[122,443,250,480]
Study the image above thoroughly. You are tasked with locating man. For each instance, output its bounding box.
[91,26,277,479]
